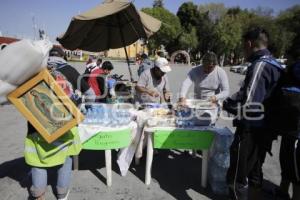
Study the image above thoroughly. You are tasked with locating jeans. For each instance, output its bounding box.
[30,157,72,198]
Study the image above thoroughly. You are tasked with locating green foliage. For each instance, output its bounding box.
[195,12,217,56]
[153,0,164,8]
[142,3,300,61]
[177,2,200,31]
[178,28,198,51]
[215,15,242,55]
[142,7,181,54]
[198,3,227,22]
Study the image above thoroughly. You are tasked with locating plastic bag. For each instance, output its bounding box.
[0,39,52,104]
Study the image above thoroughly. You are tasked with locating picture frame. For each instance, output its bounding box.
[8,68,84,143]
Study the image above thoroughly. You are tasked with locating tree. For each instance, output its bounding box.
[142,7,181,55]
[153,0,164,8]
[178,28,198,51]
[177,2,200,31]
[251,6,274,17]
[198,3,227,22]
[194,11,217,57]
[215,15,242,58]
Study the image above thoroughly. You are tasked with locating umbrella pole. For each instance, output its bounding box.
[117,14,134,82]
[123,46,134,82]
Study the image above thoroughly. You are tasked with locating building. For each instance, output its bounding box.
[0,36,148,61]
[106,40,148,59]
[0,36,20,49]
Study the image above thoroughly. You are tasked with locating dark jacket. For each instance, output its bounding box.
[223,49,285,128]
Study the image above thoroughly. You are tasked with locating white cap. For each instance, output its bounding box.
[154,57,171,73]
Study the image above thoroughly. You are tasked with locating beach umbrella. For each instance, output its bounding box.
[57,0,161,81]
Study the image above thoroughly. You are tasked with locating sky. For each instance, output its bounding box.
[0,0,299,42]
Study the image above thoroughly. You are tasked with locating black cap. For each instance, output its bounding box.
[49,46,65,57]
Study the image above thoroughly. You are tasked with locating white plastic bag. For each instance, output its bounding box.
[0,39,52,104]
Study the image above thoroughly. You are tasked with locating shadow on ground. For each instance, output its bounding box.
[0,151,281,200]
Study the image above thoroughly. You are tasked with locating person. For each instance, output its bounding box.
[136,57,172,104]
[179,51,229,104]
[275,34,300,200]
[96,58,102,68]
[137,53,152,77]
[223,27,285,200]
[25,46,95,200]
[88,60,114,102]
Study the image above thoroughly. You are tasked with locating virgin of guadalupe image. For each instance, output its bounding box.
[29,89,69,128]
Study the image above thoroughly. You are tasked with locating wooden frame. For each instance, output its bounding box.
[8,68,84,143]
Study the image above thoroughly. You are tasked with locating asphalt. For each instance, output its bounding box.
[0,62,283,200]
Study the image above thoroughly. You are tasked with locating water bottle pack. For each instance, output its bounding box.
[208,159,229,195]
[82,105,132,127]
[208,129,233,195]
[175,108,194,128]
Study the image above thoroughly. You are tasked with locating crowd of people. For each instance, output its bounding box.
[22,25,300,200]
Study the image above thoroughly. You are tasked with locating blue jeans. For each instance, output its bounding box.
[30,157,72,199]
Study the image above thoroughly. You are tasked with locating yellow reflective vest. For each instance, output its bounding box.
[24,127,82,167]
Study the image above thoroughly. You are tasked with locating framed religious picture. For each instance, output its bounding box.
[8,68,84,143]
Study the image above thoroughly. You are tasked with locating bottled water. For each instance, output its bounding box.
[208,160,229,195]
[211,152,230,168]
[213,134,234,153]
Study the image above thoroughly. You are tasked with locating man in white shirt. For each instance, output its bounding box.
[136,57,172,104]
[179,52,229,104]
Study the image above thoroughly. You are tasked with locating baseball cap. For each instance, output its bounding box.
[49,46,65,57]
[154,57,171,73]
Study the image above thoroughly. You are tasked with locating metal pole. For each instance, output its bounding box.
[117,14,134,82]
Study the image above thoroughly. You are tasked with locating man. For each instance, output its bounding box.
[137,53,152,77]
[179,52,229,104]
[136,57,171,104]
[26,46,95,200]
[223,27,285,200]
[88,60,114,101]
[276,34,300,200]
[96,58,102,68]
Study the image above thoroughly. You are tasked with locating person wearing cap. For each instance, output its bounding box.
[137,53,152,77]
[136,57,172,104]
[178,52,229,104]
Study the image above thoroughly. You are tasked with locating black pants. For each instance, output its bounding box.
[280,135,300,184]
[226,126,268,200]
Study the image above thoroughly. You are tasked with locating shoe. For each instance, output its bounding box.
[274,188,291,200]
[57,190,69,200]
[31,195,45,200]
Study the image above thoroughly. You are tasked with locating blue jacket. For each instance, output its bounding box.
[224,49,285,128]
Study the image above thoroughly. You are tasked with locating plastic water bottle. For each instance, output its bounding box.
[211,152,230,168]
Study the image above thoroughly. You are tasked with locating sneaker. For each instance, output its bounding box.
[274,188,291,200]
[31,195,45,200]
[57,190,70,200]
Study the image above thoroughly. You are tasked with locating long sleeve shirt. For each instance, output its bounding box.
[223,49,285,128]
[179,65,229,101]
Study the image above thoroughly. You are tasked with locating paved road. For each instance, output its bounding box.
[0,62,281,200]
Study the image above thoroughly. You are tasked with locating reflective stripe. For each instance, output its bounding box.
[233,135,242,200]
[246,61,266,104]
[24,147,37,153]
[294,139,299,181]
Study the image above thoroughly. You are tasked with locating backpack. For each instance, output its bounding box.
[265,60,300,137]
[50,67,81,105]
[82,64,96,82]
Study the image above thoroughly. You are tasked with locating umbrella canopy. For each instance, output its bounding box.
[57,0,161,52]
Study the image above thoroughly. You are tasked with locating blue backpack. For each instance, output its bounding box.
[268,61,300,137]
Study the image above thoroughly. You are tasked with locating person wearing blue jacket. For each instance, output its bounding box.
[223,27,285,200]
[275,34,300,200]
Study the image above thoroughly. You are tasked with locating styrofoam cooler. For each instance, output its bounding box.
[185,99,218,126]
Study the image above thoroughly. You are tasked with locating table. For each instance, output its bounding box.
[75,122,138,186]
[144,126,215,188]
